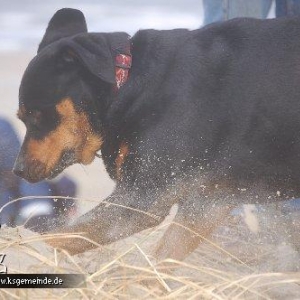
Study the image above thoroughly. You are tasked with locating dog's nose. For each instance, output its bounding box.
[13,160,25,177]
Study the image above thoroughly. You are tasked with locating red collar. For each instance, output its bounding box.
[115,53,132,89]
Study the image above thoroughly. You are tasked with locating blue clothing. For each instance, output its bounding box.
[0,117,76,227]
[0,119,20,206]
[276,0,300,16]
[203,0,273,25]
[0,119,20,171]
[0,118,52,224]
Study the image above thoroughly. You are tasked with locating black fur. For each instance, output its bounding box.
[13,9,300,255]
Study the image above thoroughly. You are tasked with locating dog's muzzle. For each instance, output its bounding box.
[13,149,77,183]
[13,154,47,183]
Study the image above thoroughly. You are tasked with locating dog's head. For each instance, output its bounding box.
[13,8,130,183]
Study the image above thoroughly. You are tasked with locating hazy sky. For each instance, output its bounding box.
[0,0,204,52]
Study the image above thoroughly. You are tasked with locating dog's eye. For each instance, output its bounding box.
[27,111,42,130]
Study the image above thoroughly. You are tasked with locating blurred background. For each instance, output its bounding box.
[0,0,205,53]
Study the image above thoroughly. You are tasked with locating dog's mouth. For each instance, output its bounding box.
[47,149,78,180]
[14,149,78,183]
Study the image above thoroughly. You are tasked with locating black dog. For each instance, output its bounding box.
[13,8,300,259]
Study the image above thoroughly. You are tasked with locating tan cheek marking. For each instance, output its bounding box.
[25,98,103,174]
[26,136,64,174]
[80,133,103,164]
[57,99,103,165]
[115,142,129,180]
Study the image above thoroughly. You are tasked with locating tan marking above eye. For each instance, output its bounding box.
[24,97,103,176]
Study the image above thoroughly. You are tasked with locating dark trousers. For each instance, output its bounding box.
[276,0,300,16]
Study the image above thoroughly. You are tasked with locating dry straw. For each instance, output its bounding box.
[0,195,300,299]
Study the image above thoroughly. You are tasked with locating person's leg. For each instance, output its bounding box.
[228,0,272,19]
[262,0,274,17]
[276,0,300,17]
[291,0,300,15]
[203,0,225,25]
[276,0,288,16]
[203,0,272,26]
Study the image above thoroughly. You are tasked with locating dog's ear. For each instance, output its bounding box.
[60,34,116,84]
[38,8,87,52]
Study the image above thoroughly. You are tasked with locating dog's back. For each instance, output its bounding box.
[106,17,300,200]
